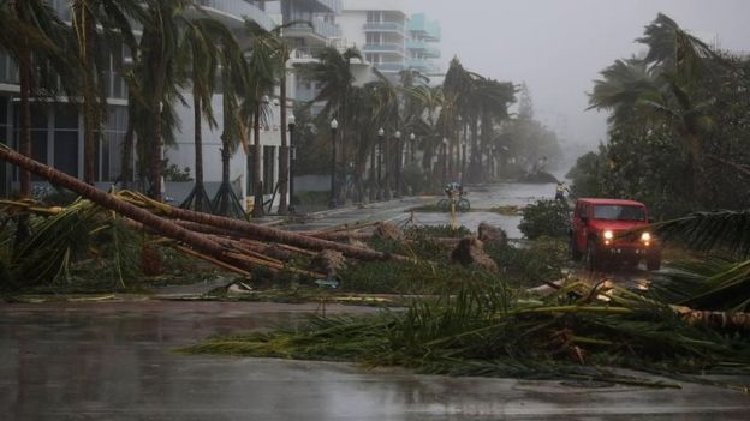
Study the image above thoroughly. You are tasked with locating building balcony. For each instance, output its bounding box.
[406,41,441,58]
[363,22,405,34]
[407,59,440,74]
[284,16,341,43]
[374,62,405,73]
[407,14,441,42]
[197,0,274,30]
[363,43,404,54]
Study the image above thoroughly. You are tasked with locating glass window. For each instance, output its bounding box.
[31,131,48,181]
[0,96,7,125]
[54,105,78,129]
[54,131,78,177]
[593,205,645,221]
[13,103,48,129]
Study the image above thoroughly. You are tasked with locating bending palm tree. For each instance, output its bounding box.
[210,26,247,218]
[0,1,72,198]
[305,46,362,202]
[179,17,235,213]
[130,0,191,201]
[71,0,140,185]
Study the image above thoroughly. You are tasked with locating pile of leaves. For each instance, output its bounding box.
[184,277,750,389]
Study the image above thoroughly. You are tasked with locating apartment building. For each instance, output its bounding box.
[338,0,408,79]
[406,13,442,79]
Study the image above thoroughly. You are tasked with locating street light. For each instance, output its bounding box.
[287,113,296,213]
[377,127,384,200]
[329,118,339,208]
[394,130,401,197]
[461,138,467,184]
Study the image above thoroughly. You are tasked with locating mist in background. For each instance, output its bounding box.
[408,0,750,169]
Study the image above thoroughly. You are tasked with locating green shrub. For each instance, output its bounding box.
[518,200,570,240]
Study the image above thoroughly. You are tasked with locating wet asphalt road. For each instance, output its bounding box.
[2,301,749,420]
[2,183,748,419]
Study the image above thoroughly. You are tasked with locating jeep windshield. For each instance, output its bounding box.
[593,205,645,221]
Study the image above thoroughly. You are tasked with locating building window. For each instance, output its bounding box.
[54,131,78,177]
[367,11,381,23]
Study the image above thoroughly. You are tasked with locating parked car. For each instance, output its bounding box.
[570,198,661,271]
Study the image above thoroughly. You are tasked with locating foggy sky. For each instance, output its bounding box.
[408,0,750,149]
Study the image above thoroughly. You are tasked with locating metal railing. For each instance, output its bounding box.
[363,43,404,53]
[363,22,405,33]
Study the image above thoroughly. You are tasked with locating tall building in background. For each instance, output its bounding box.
[406,13,442,79]
[338,0,408,79]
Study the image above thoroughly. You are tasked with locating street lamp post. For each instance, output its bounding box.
[329,118,339,208]
[287,113,296,213]
[377,127,384,200]
[394,130,401,197]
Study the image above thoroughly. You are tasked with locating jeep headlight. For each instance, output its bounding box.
[641,232,651,242]
[603,230,614,240]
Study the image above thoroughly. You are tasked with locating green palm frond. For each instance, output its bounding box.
[655,209,750,256]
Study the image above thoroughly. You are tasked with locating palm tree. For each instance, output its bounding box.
[129,0,191,201]
[243,22,309,215]
[178,17,236,213]
[0,1,72,199]
[210,24,247,218]
[473,76,515,180]
[305,46,362,202]
[70,0,140,186]
[242,21,279,217]
[589,13,732,202]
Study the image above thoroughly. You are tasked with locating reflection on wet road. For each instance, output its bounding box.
[2,301,748,420]
[403,183,555,239]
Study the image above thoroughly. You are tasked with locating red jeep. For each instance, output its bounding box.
[570,198,661,271]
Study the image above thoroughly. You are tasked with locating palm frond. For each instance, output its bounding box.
[655,209,750,256]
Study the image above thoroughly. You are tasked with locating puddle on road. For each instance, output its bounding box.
[403,182,557,239]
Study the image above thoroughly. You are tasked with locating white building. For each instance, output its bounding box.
[168,0,344,212]
[338,0,408,80]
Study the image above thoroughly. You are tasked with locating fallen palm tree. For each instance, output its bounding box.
[114,191,408,262]
[0,145,407,287]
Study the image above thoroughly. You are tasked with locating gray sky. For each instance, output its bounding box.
[408,0,750,149]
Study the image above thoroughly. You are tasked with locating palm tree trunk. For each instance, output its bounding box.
[78,4,98,185]
[369,142,376,201]
[147,200,407,262]
[121,119,133,189]
[149,101,162,201]
[469,114,479,183]
[0,145,257,272]
[278,71,289,215]
[252,104,264,217]
[18,48,32,199]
